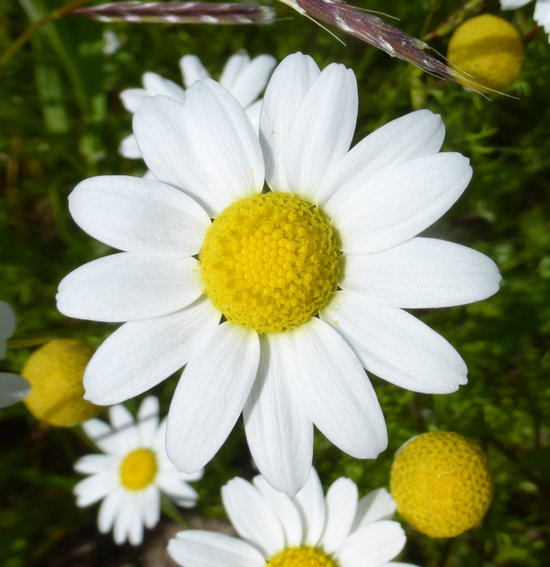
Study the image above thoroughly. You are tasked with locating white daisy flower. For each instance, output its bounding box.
[168,467,417,567]
[501,0,550,40]
[119,49,277,158]
[73,396,203,546]
[0,301,30,408]
[57,52,501,495]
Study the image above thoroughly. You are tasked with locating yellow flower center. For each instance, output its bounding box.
[267,546,340,567]
[119,448,158,491]
[390,431,493,538]
[200,191,340,333]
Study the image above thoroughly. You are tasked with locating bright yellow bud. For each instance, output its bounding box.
[22,339,99,427]
[448,14,524,92]
[390,431,493,538]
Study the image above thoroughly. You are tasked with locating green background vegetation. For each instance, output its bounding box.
[1,0,549,565]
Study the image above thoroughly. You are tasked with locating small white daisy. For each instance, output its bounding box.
[168,467,417,567]
[57,52,501,495]
[73,396,203,546]
[119,49,277,158]
[501,0,550,40]
[0,301,30,408]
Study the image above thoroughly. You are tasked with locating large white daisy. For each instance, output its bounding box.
[0,301,30,408]
[168,467,416,567]
[501,0,550,40]
[57,52,501,495]
[73,396,203,545]
[119,49,277,158]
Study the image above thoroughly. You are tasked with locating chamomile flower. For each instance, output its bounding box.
[0,301,30,408]
[119,49,276,158]
[501,0,550,40]
[74,396,202,546]
[57,52,501,495]
[168,467,416,567]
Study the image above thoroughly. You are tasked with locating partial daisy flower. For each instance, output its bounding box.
[168,467,416,567]
[74,396,202,545]
[119,49,277,159]
[57,52,501,495]
[0,301,30,408]
[501,0,550,40]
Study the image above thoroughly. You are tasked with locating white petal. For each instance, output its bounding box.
[157,472,199,505]
[74,453,116,475]
[294,467,326,546]
[335,521,406,566]
[128,495,145,545]
[225,54,277,108]
[143,487,160,528]
[321,478,358,553]
[98,490,123,534]
[352,489,396,532]
[326,153,472,254]
[113,494,135,545]
[82,418,112,441]
[243,335,313,496]
[166,322,260,473]
[168,530,265,567]
[500,0,532,9]
[142,71,186,101]
[534,1,550,28]
[57,253,202,323]
[84,298,221,405]
[134,83,264,218]
[260,52,320,193]
[285,319,388,458]
[219,50,250,89]
[74,472,116,506]
[120,88,147,113]
[252,475,304,547]
[323,110,445,200]
[222,477,285,556]
[279,63,358,203]
[0,301,16,342]
[179,54,211,87]
[137,396,159,445]
[245,99,262,133]
[321,290,468,394]
[0,373,30,407]
[118,133,142,159]
[68,175,211,257]
[109,403,134,429]
[343,237,501,308]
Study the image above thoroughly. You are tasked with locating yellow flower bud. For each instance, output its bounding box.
[448,14,524,91]
[22,339,99,426]
[390,431,493,538]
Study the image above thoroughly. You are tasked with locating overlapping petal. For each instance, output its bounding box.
[68,175,211,257]
[134,82,264,217]
[343,237,501,308]
[57,253,202,323]
[322,290,468,393]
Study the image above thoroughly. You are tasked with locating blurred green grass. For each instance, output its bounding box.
[1,0,549,565]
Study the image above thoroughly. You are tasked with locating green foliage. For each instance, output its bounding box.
[1,0,549,565]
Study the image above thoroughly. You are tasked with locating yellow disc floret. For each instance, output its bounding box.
[22,339,99,427]
[390,431,493,538]
[447,14,524,92]
[200,191,340,334]
[267,546,340,567]
[119,447,158,491]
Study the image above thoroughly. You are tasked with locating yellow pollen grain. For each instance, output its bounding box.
[390,431,493,538]
[199,192,340,334]
[267,546,340,567]
[119,447,158,491]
